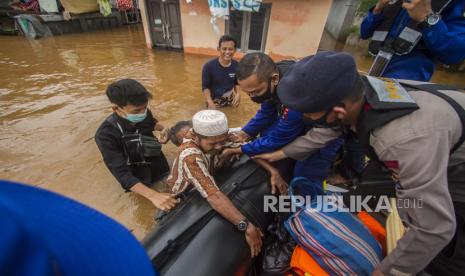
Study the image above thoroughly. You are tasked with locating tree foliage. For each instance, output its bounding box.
[356,0,378,16]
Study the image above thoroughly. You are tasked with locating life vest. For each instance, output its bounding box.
[356,76,465,162]
[368,0,452,56]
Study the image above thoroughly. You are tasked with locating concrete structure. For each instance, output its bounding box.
[13,12,123,38]
[325,0,359,41]
[140,0,333,60]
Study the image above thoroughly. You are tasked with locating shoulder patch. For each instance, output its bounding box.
[366,76,415,104]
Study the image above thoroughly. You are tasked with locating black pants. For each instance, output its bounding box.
[425,201,465,276]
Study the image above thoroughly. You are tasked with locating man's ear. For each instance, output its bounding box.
[271,72,280,86]
[111,104,118,112]
[191,131,199,142]
[333,105,347,120]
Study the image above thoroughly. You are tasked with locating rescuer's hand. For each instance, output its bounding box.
[245,223,264,258]
[402,0,433,23]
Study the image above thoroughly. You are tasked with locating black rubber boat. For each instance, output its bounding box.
[142,157,274,276]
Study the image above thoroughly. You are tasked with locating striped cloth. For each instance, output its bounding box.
[285,178,382,275]
[166,134,219,198]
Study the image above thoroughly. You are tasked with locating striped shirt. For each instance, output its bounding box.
[167,136,220,198]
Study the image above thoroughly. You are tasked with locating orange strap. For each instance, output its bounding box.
[357,211,387,256]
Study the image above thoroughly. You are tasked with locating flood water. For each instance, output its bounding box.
[1,25,464,239]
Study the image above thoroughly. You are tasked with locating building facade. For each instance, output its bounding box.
[139,0,333,60]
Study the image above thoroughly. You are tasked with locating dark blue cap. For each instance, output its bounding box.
[0,180,157,276]
[277,51,358,113]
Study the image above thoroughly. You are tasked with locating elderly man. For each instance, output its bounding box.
[166,110,263,257]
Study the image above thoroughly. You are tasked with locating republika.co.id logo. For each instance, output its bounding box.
[263,195,423,213]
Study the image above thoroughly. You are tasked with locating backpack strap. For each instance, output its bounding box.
[106,114,125,135]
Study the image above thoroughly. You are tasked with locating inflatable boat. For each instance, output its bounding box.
[142,157,274,276]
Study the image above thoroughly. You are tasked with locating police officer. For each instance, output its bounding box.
[255,51,465,275]
[222,53,353,188]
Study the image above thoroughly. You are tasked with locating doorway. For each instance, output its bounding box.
[226,4,271,52]
[147,0,183,49]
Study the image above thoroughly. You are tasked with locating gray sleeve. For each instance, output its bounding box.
[376,131,456,275]
[282,128,341,161]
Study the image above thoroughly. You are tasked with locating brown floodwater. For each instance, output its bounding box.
[1,25,464,240]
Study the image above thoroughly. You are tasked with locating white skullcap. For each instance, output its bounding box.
[192,110,229,137]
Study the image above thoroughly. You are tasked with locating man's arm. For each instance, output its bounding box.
[130,183,177,211]
[241,102,278,139]
[95,129,142,190]
[281,128,342,161]
[95,129,176,210]
[207,192,264,257]
[241,108,304,156]
[253,158,288,195]
[408,1,465,65]
[202,62,216,109]
[360,1,389,40]
[232,85,241,107]
[375,131,456,275]
[182,153,264,257]
[203,88,216,109]
[253,128,341,163]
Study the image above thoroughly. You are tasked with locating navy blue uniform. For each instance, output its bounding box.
[201,58,238,99]
[360,0,465,81]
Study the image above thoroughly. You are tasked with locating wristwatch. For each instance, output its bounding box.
[236,219,249,232]
[417,12,441,30]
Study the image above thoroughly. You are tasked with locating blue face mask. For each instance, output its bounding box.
[123,108,147,123]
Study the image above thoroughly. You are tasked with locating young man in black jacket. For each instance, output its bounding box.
[95,79,177,211]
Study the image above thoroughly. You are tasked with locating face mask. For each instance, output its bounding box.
[250,78,274,104]
[302,117,315,129]
[307,107,343,129]
[122,108,147,124]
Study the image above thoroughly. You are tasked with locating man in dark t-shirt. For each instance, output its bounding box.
[202,35,240,109]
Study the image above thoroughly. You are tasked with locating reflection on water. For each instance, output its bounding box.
[1,26,464,239]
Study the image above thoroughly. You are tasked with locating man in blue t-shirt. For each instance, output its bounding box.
[202,35,240,109]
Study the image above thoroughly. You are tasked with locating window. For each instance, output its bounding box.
[226,4,271,52]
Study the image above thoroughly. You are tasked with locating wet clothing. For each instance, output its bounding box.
[212,88,236,108]
[166,132,220,198]
[202,58,238,99]
[360,0,465,81]
[95,111,170,191]
[281,78,465,275]
[241,61,304,156]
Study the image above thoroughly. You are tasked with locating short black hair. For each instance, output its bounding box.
[169,120,192,146]
[236,52,277,82]
[343,75,365,103]
[218,35,237,49]
[106,79,152,107]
